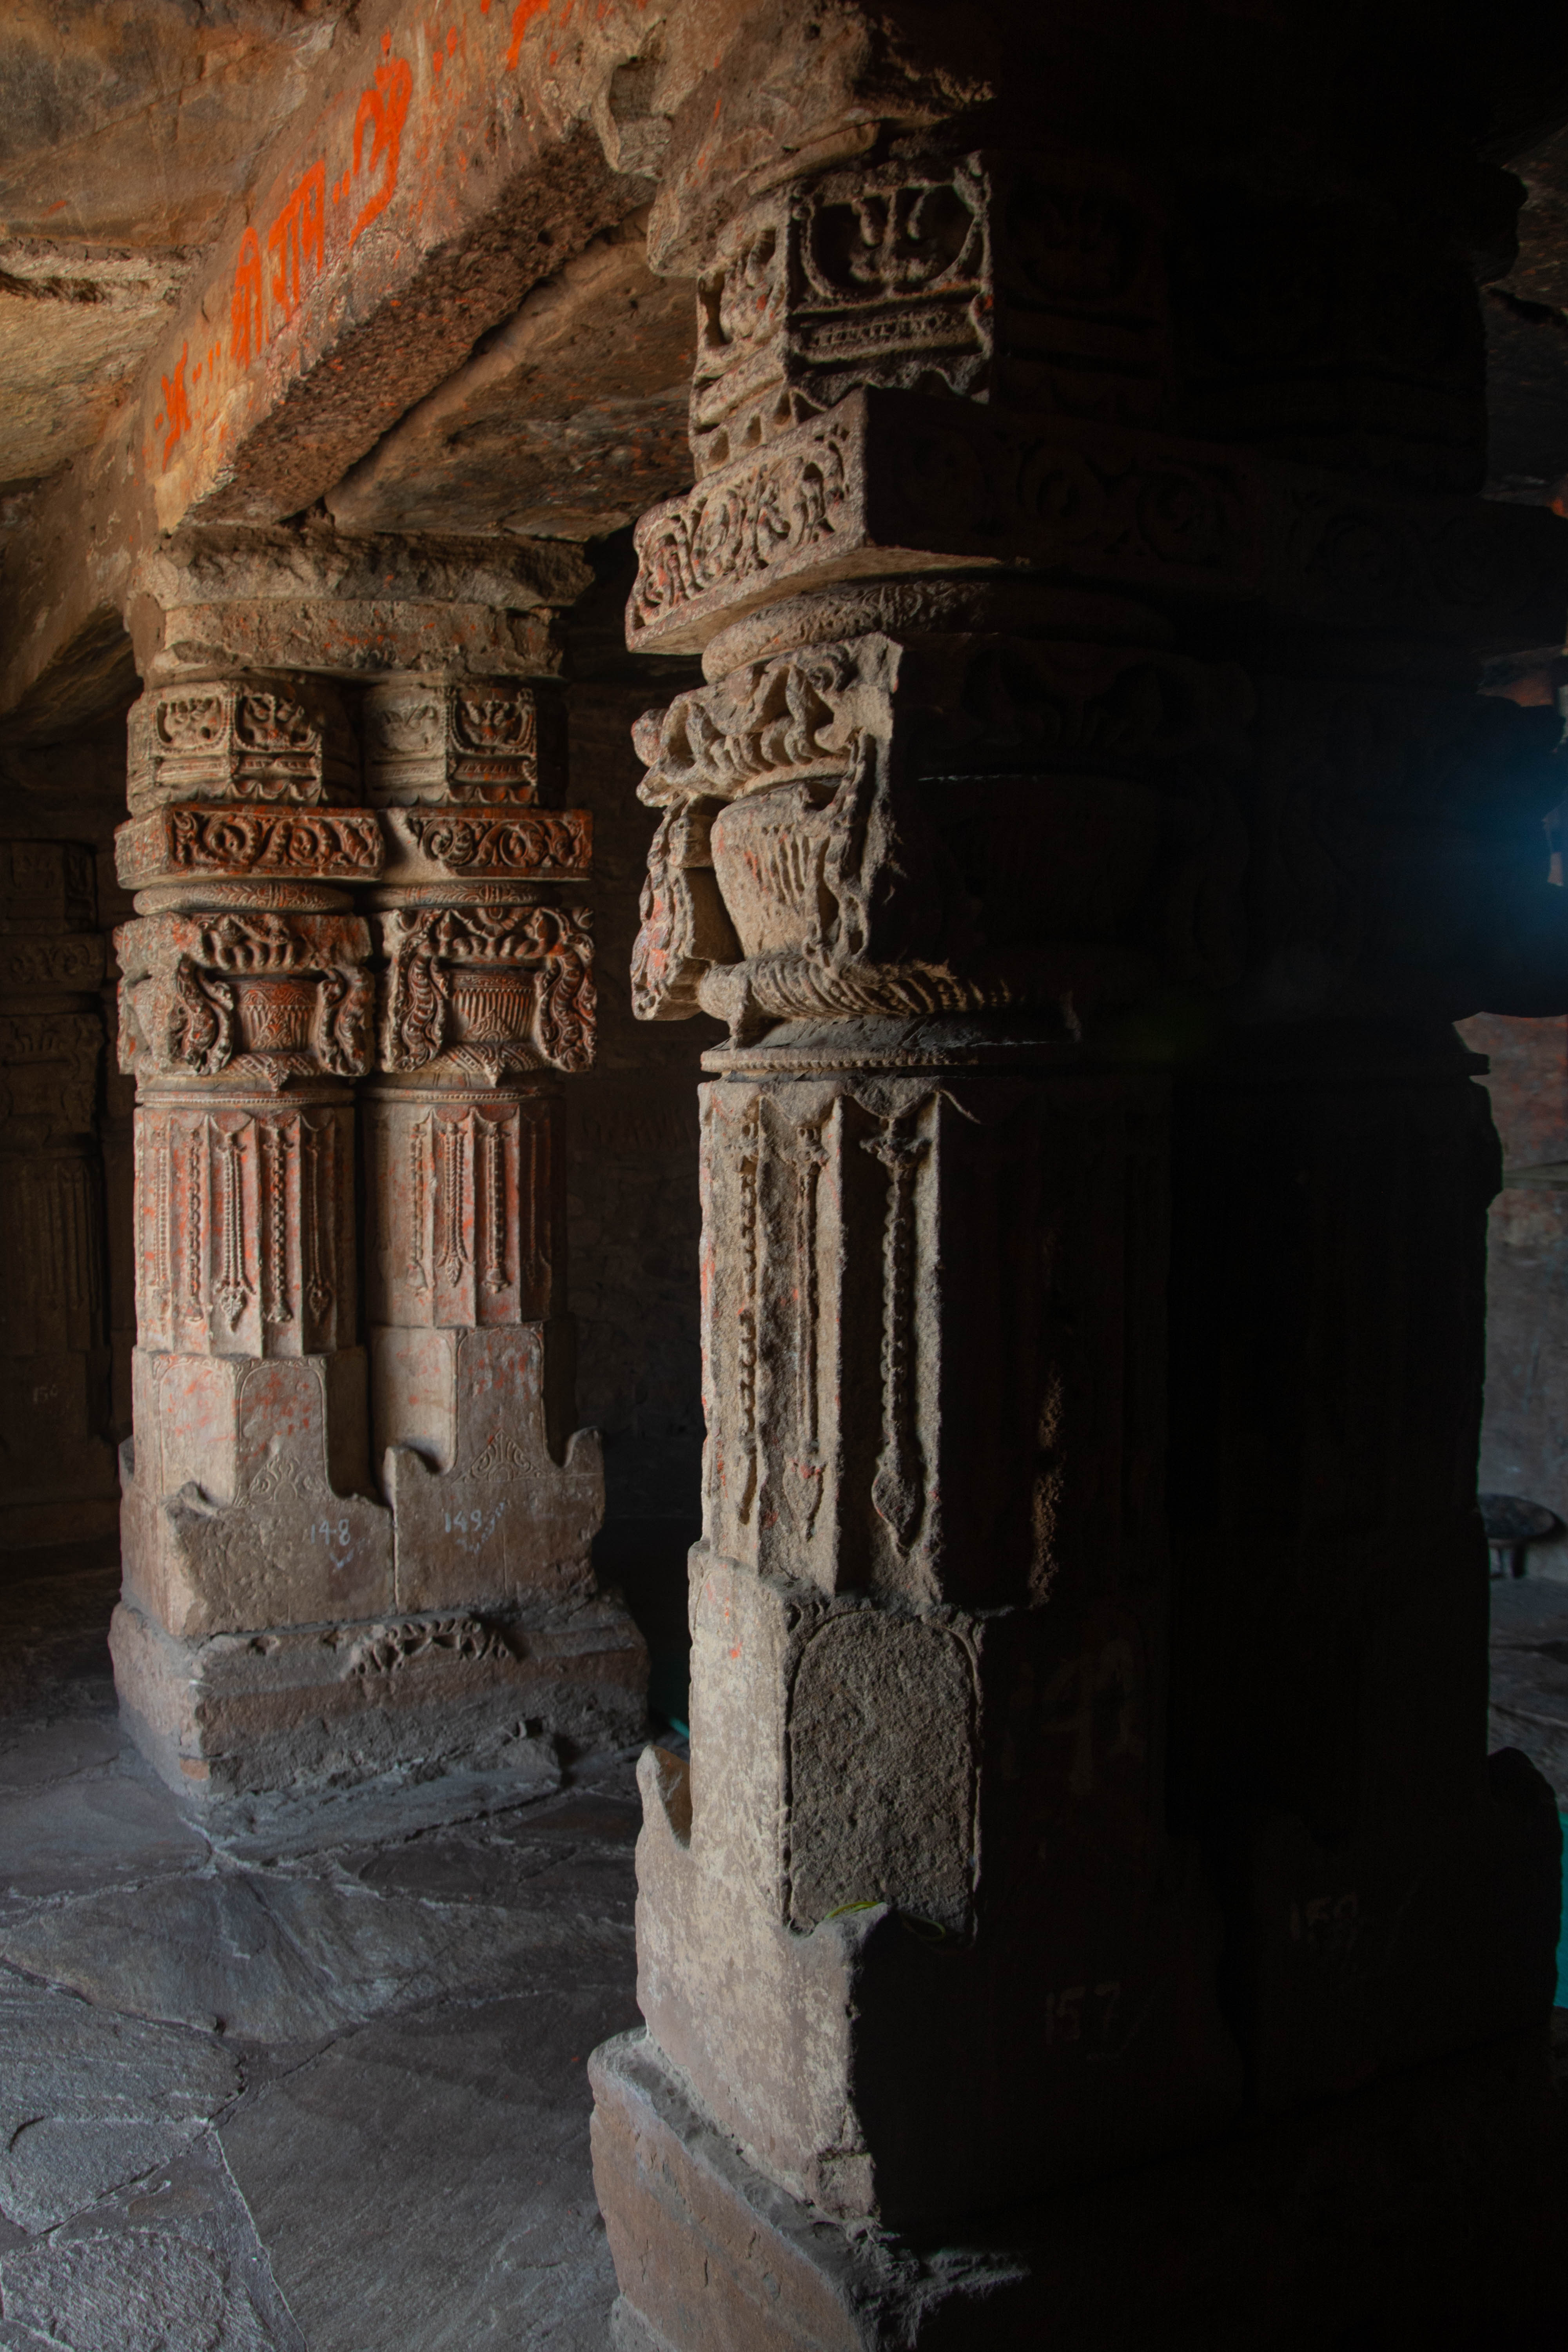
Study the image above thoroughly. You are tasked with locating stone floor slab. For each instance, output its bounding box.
[220,1986,641,2350]
[0,1977,240,2232]
[0,1864,635,2043]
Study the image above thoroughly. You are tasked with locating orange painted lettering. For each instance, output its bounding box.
[351,56,414,245]
[230,225,264,366]
[160,343,192,468]
[266,161,327,323]
[506,0,550,70]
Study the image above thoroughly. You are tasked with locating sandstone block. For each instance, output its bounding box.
[111,1586,644,1802]
[374,1325,604,1615]
[120,1345,393,1641]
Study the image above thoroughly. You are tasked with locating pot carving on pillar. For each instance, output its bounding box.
[589,9,1568,2341]
[109,568,646,1815]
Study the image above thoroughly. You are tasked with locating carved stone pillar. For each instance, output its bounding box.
[590,14,1568,2341]
[110,539,646,1810]
[361,674,630,1749]
[0,840,116,1552]
[108,675,405,1798]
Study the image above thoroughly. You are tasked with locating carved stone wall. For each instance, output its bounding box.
[109,585,647,1809]
[0,839,117,1551]
[590,12,1568,2342]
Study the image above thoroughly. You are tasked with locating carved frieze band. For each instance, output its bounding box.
[117,807,385,891]
[378,902,595,1080]
[134,1101,353,1356]
[380,806,591,884]
[127,679,358,813]
[116,912,374,1089]
[629,387,1566,655]
[365,1090,558,1328]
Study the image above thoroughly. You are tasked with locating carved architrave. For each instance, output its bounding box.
[377,902,595,1080]
[116,807,384,893]
[116,911,374,1090]
[691,151,1172,477]
[629,387,1568,657]
[133,1098,354,1356]
[364,1086,560,1327]
[380,806,592,885]
[363,679,549,805]
[126,679,358,813]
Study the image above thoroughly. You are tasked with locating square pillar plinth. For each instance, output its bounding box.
[591,2026,1567,2350]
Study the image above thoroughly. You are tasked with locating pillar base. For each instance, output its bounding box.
[110,1586,647,1807]
[590,2027,1568,2350]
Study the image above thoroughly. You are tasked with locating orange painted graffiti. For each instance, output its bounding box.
[158,343,192,468]
[230,226,264,367]
[506,0,550,71]
[267,161,327,323]
[351,55,414,245]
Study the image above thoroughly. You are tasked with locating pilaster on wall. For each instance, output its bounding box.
[0,840,117,1552]
[590,8,1568,2340]
[109,544,646,1809]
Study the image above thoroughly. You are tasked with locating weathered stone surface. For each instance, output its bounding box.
[328,214,695,542]
[0,1978,238,2233]
[0,1861,632,2045]
[0,243,195,501]
[0,1603,648,2349]
[0,2228,277,2352]
[221,1987,638,2351]
[119,1345,390,1637]
[127,529,593,688]
[0,1766,202,1908]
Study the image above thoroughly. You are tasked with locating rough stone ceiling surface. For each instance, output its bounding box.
[327,214,695,542]
[0,0,353,501]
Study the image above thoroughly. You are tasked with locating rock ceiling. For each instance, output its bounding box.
[1,0,1566,744]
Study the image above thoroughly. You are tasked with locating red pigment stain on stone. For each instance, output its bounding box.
[506,0,550,70]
